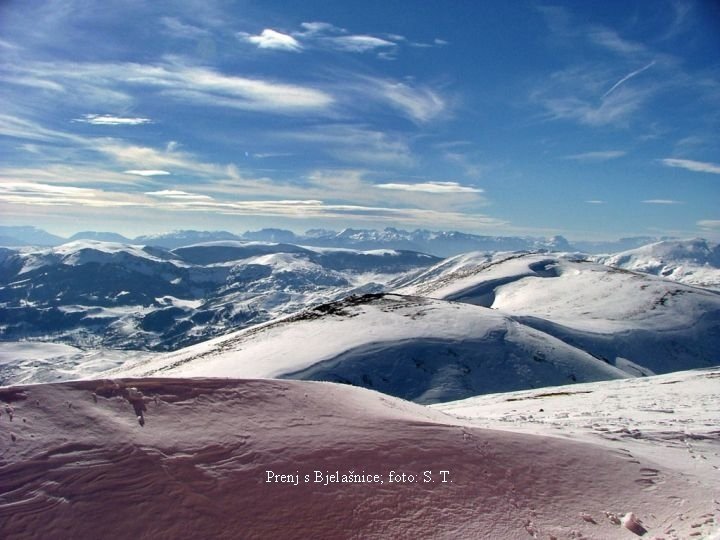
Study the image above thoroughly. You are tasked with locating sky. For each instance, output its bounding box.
[0,0,719,241]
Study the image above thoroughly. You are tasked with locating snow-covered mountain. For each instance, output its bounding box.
[1,371,717,539]
[133,230,244,249]
[113,293,628,403]
[111,249,720,402]
[595,238,720,290]
[0,225,578,256]
[0,225,65,246]
[396,251,720,376]
[68,231,133,243]
[0,240,439,355]
[256,227,574,257]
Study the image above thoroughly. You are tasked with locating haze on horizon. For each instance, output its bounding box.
[1,0,719,241]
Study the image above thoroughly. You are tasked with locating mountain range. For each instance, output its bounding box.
[2,237,719,403]
[0,225,679,256]
[0,240,439,355]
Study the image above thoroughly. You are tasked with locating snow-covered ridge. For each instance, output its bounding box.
[112,292,629,403]
[395,251,720,375]
[595,238,720,290]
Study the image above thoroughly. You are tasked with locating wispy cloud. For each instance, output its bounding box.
[642,199,683,204]
[376,181,482,194]
[0,181,139,207]
[73,114,152,126]
[283,124,414,167]
[374,80,446,123]
[238,29,302,51]
[536,79,651,127]
[602,61,656,99]
[324,35,395,52]
[97,140,234,178]
[238,21,436,58]
[0,38,20,50]
[145,189,212,200]
[9,60,334,114]
[124,170,171,177]
[585,200,606,204]
[160,17,210,39]
[588,28,648,57]
[661,158,720,175]
[0,114,85,143]
[697,219,720,230]
[565,150,626,161]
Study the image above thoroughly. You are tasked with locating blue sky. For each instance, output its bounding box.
[1,0,719,240]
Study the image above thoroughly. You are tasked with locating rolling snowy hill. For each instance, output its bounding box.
[396,251,720,376]
[595,238,720,290]
[0,373,716,539]
[113,293,629,403]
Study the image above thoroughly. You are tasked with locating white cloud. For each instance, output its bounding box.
[74,114,152,126]
[298,22,339,35]
[0,181,139,208]
[1,165,151,187]
[376,181,482,194]
[124,170,171,176]
[239,29,302,51]
[585,200,606,204]
[145,190,212,200]
[661,158,720,175]
[325,35,395,52]
[10,60,334,114]
[642,199,683,204]
[97,141,233,178]
[697,219,720,229]
[565,150,626,161]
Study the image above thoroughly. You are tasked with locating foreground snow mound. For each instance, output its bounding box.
[113,294,627,403]
[1,378,715,539]
[397,252,720,374]
[436,367,720,539]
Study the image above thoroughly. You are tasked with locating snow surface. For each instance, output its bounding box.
[0,341,159,385]
[396,251,720,375]
[0,375,716,539]
[112,293,629,403]
[596,238,720,290]
[435,367,720,538]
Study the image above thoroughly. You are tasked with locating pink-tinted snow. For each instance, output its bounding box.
[0,378,716,539]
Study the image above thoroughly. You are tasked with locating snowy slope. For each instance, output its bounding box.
[396,251,720,375]
[596,238,720,290]
[0,376,716,539]
[0,341,159,386]
[114,293,628,404]
[435,367,720,538]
